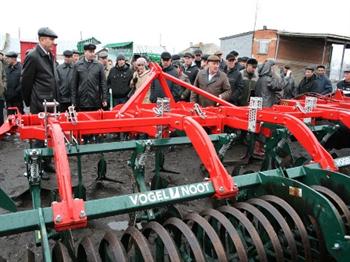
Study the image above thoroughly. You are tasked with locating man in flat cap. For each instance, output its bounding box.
[337,66,350,96]
[297,66,319,95]
[190,55,231,107]
[193,49,202,68]
[150,52,181,103]
[98,51,112,78]
[71,43,108,111]
[224,53,244,106]
[240,58,259,106]
[72,50,80,63]
[182,52,199,89]
[22,27,58,114]
[0,51,6,126]
[107,54,133,106]
[214,50,226,72]
[4,52,23,115]
[21,27,59,177]
[56,50,74,112]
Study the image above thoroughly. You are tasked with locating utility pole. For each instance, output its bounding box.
[251,0,259,57]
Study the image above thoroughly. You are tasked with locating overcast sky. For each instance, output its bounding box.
[1,0,350,53]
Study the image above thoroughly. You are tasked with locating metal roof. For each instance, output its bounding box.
[277,31,350,43]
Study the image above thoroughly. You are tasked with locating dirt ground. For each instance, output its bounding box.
[0,133,264,261]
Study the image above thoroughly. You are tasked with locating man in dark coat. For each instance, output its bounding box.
[21,27,59,178]
[337,66,350,96]
[190,55,231,107]
[182,52,199,85]
[71,43,108,111]
[315,65,333,95]
[0,51,7,126]
[56,50,74,112]
[22,27,59,114]
[297,66,319,95]
[4,51,23,114]
[255,60,285,107]
[224,53,244,105]
[193,49,202,68]
[150,52,181,103]
[281,65,296,99]
[239,58,259,106]
[107,54,133,105]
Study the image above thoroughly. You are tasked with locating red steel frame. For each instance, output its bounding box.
[1,62,349,231]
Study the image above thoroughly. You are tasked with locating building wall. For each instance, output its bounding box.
[252,29,278,62]
[220,33,253,57]
[276,36,332,83]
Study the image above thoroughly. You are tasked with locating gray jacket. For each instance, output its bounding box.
[255,60,286,107]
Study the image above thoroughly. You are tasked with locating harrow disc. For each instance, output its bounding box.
[99,231,127,262]
[163,217,206,261]
[77,236,101,262]
[184,212,228,261]
[52,241,73,262]
[234,202,284,261]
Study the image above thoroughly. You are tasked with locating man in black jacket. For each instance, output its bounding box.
[182,52,199,85]
[21,27,59,178]
[297,66,319,95]
[71,43,108,111]
[225,53,244,105]
[337,66,350,96]
[56,50,74,112]
[4,51,23,114]
[150,52,180,103]
[107,54,133,105]
[22,27,59,114]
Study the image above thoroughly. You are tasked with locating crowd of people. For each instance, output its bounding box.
[0,26,350,129]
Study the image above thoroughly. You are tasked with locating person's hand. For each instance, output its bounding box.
[102,101,107,107]
[286,70,292,77]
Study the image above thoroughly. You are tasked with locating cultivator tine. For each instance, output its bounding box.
[98,231,127,262]
[76,236,101,262]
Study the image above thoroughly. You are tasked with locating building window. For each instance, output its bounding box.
[258,40,269,54]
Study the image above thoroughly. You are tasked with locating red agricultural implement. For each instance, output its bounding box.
[0,63,350,261]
